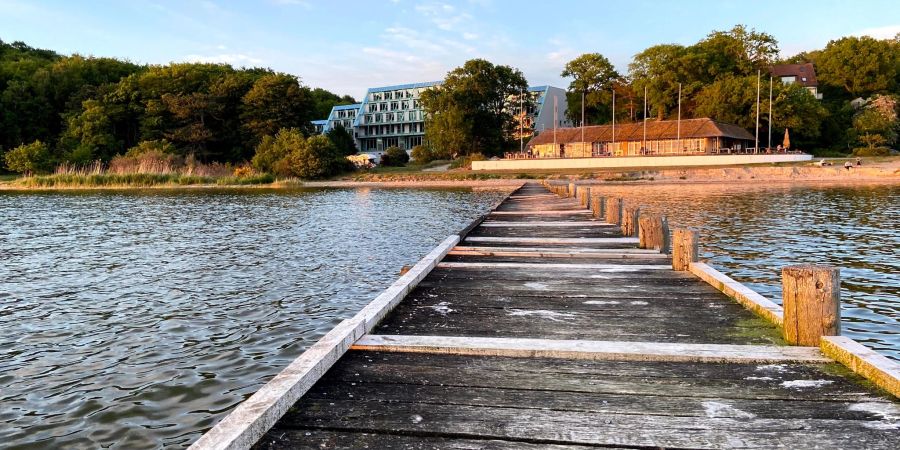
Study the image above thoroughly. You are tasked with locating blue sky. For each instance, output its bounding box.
[1,0,898,99]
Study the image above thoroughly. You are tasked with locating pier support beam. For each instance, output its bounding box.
[605,198,622,226]
[621,205,640,237]
[782,265,841,346]
[672,228,698,271]
[639,214,670,253]
[590,195,604,219]
[568,182,576,198]
[578,187,590,209]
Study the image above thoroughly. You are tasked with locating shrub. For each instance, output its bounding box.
[851,147,892,157]
[125,140,177,157]
[380,146,410,166]
[4,140,53,175]
[232,165,254,177]
[287,134,342,179]
[410,145,434,163]
[251,129,305,175]
[449,152,486,170]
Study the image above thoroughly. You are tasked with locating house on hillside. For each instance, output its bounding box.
[525,118,755,158]
[771,63,823,100]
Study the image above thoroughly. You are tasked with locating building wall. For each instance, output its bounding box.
[355,82,437,153]
[532,86,572,134]
[472,153,812,171]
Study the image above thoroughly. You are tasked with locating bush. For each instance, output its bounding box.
[380,146,410,166]
[251,130,302,175]
[287,134,342,179]
[125,140,177,157]
[4,140,53,175]
[851,147,892,157]
[449,152,486,170]
[410,145,434,163]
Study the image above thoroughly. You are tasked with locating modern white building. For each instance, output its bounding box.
[312,81,571,156]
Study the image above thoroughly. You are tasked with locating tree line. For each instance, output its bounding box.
[0,39,357,175]
[419,25,900,159]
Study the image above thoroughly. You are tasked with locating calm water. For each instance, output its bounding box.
[0,188,509,449]
[592,182,899,359]
[1,184,898,449]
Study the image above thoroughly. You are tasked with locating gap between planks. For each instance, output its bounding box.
[437,262,670,270]
[351,335,831,364]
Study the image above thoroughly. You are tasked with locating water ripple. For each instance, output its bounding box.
[0,187,508,449]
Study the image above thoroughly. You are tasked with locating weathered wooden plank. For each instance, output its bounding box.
[690,262,785,326]
[352,335,829,363]
[489,210,592,215]
[278,399,899,449]
[451,245,661,254]
[463,236,639,244]
[821,336,900,398]
[446,249,669,259]
[478,221,614,227]
[437,262,669,271]
[258,429,608,450]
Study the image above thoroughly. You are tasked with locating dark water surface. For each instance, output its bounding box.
[1,183,898,449]
[592,182,899,360]
[0,187,509,449]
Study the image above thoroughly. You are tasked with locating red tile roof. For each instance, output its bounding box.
[770,63,818,87]
[526,118,753,147]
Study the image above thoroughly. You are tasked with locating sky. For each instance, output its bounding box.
[1,0,898,100]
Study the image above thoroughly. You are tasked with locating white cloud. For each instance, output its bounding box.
[462,32,478,41]
[850,24,900,40]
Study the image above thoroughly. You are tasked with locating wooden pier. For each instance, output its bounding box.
[192,182,899,450]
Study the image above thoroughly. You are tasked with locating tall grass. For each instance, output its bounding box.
[21,152,274,188]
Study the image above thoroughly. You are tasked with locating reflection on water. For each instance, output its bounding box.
[592,182,899,360]
[0,187,508,449]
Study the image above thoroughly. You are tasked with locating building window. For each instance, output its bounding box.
[391,102,399,110]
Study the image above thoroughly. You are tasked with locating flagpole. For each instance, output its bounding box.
[677,82,681,152]
[553,95,558,156]
[612,89,616,155]
[768,75,773,151]
[642,85,647,153]
[755,70,760,153]
[581,89,585,146]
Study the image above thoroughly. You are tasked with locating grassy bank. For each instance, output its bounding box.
[7,173,275,188]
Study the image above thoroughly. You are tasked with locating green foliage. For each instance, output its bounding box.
[421,59,529,157]
[449,152,486,169]
[241,73,314,141]
[410,145,435,163]
[852,108,898,149]
[561,53,621,124]
[288,134,342,179]
[817,36,899,97]
[3,140,53,174]
[851,147,892,156]
[380,146,410,166]
[251,128,303,175]
[310,88,356,119]
[325,124,357,156]
[124,139,177,156]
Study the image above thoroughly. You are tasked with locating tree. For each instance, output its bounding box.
[420,59,529,156]
[561,53,620,124]
[251,128,301,175]
[241,73,314,141]
[310,88,356,119]
[326,124,357,156]
[817,36,899,97]
[629,44,689,120]
[4,140,53,174]
[852,108,897,150]
[287,134,341,179]
[380,146,409,166]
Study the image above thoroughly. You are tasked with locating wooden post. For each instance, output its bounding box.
[568,182,576,198]
[621,205,640,237]
[590,195,603,219]
[604,198,622,225]
[639,214,670,253]
[782,265,841,346]
[579,187,590,208]
[672,228,698,271]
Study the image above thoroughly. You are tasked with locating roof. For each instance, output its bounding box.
[311,119,328,125]
[366,81,442,93]
[770,63,818,87]
[331,103,362,111]
[527,118,754,147]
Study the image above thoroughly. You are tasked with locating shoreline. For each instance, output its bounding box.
[1,162,898,191]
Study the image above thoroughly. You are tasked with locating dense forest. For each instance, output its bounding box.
[0,38,357,176]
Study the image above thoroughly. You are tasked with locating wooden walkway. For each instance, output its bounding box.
[200,182,899,449]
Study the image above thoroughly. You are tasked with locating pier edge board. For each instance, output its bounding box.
[821,336,900,399]
[689,262,784,326]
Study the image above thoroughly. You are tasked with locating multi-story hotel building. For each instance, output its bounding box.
[315,81,571,155]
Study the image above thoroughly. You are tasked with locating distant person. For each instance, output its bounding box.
[856,157,862,166]
[844,161,852,170]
